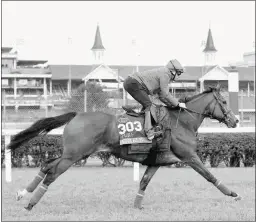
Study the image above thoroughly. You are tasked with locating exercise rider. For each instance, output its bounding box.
[123,59,187,140]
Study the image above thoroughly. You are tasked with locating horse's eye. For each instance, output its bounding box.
[223,101,227,105]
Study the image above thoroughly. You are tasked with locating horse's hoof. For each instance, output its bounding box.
[24,203,33,211]
[134,203,144,210]
[16,190,23,201]
[234,194,242,201]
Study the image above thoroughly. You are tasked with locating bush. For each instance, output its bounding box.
[196,133,255,168]
[9,135,63,168]
[2,133,255,168]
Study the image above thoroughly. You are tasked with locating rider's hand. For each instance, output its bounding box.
[178,103,187,109]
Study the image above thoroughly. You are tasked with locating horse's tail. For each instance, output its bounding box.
[7,112,77,151]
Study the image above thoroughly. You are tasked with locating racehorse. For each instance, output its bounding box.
[9,85,241,211]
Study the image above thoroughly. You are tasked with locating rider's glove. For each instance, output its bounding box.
[178,102,187,109]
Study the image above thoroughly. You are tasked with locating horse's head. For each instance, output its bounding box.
[205,84,239,128]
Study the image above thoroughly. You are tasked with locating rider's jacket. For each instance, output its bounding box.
[129,67,179,107]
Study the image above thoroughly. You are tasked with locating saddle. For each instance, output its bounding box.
[122,104,168,133]
[122,105,144,117]
[118,104,180,165]
[118,105,169,145]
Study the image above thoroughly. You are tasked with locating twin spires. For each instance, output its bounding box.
[90,23,217,66]
[91,24,216,53]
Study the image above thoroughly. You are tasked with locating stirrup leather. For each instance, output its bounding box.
[146,127,164,141]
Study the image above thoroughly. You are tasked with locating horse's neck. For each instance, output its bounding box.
[185,93,212,130]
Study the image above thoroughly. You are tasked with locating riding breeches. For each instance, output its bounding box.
[123,76,152,111]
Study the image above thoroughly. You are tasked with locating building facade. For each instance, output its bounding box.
[2,47,53,111]
[1,25,255,126]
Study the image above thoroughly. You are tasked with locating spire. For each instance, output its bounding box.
[91,24,105,50]
[203,28,217,53]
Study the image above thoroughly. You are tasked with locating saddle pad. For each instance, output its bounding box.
[127,143,153,154]
[117,114,152,145]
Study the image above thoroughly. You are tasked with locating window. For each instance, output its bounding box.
[18,79,28,86]
[29,80,36,86]
[88,79,100,82]
[241,116,251,122]
[2,79,9,86]
[101,79,118,83]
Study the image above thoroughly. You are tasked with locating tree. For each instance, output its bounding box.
[65,81,112,112]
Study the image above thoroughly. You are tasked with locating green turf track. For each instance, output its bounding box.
[2,167,255,221]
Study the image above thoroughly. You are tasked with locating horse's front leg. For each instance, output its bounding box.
[134,165,160,209]
[184,154,241,201]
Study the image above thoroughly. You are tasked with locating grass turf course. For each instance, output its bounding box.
[1,167,255,221]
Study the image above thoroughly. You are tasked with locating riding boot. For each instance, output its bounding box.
[144,110,154,140]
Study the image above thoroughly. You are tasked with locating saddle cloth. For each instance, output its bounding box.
[117,105,171,151]
[117,114,152,145]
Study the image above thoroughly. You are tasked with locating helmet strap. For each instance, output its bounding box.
[170,70,177,80]
[169,60,178,76]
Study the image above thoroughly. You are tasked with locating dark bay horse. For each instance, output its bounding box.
[10,85,241,211]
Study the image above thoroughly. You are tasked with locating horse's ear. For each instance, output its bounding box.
[216,84,221,92]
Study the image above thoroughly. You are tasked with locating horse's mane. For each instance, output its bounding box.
[178,87,216,103]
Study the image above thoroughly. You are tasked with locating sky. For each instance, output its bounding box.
[2,1,255,66]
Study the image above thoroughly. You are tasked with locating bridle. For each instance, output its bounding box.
[182,90,232,124]
[205,91,232,123]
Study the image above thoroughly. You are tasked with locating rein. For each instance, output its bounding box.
[175,106,210,128]
[175,91,230,127]
[183,107,209,117]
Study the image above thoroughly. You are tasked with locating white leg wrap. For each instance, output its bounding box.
[36,175,44,180]
[136,193,144,197]
[215,180,221,188]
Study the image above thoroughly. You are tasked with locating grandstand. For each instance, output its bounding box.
[1,25,255,127]
[2,47,52,109]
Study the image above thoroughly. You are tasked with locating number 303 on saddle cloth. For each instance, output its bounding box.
[117,114,152,145]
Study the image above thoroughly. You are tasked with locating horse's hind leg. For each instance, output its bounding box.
[24,155,82,211]
[16,157,59,201]
[134,165,160,209]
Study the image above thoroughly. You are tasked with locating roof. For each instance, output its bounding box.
[1,47,13,53]
[17,60,48,66]
[91,25,105,50]
[83,64,125,81]
[243,51,255,57]
[203,29,217,53]
[50,65,93,80]
[224,66,255,81]
[49,64,254,81]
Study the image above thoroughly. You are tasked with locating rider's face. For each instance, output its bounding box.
[175,73,180,80]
